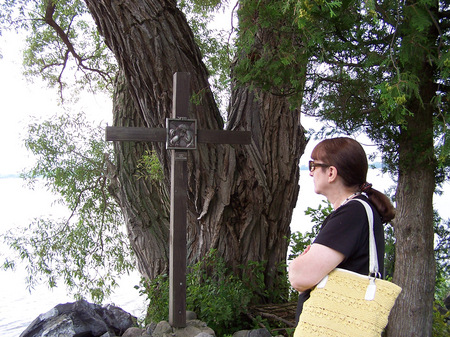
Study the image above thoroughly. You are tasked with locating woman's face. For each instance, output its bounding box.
[309,159,330,195]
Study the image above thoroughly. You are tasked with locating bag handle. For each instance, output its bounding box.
[353,199,382,300]
[352,198,379,277]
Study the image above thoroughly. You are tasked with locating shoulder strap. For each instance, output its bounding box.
[352,198,379,276]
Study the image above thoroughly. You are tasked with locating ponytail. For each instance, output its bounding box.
[360,183,395,223]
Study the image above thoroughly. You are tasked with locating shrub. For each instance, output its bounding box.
[187,250,253,335]
[139,250,253,336]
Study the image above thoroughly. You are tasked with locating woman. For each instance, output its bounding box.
[289,137,395,322]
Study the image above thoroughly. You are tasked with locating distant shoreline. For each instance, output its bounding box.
[0,174,21,179]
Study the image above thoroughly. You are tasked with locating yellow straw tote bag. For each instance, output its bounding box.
[294,199,402,337]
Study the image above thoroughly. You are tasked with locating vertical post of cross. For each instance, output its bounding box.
[169,72,190,328]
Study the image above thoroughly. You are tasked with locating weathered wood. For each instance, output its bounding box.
[106,127,166,142]
[198,129,251,144]
[106,127,251,144]
[168,72,189,328]
[169,151,188,327]
[172,72,190,119]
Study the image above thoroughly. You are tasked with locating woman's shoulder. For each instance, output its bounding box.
[333,195,368,216]
[339,195,383,227]
[321,198,368,230]
[348,195,371,209]
[351,195,381,219]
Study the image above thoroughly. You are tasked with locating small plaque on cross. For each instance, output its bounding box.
[166,118,197,150]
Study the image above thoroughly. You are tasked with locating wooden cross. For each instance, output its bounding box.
[106,72,251,328]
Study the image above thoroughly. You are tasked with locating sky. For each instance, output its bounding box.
[0,30,112,177]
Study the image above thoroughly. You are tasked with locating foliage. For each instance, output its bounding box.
[434,214,450,278]
[433,214,450,334]
[239,259,292,304]
[187,250,253,336]
[432,304,450,337]
[383,223,396,279]
[135,150,164,182]
[1,112,134,303]
[277,3,448,331]
[0,0,117,99]
[0,0,233,111]
[233,0,309,106]
[138,273,169,324]
[0,0,238,300]
[280,0,449,179]
[139,250,253,336]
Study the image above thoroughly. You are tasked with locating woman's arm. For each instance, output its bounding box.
[288,243,345,292]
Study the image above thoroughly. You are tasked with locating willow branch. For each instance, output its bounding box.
[44,1,112,84]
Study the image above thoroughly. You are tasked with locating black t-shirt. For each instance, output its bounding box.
[295,195,385,322]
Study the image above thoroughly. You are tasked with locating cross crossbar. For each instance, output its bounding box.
[106,127,251,145]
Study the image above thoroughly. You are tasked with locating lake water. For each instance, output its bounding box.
[1,169,448,336]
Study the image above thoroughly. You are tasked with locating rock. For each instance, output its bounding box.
[100,332,116,337]
[194,333,214,337]
[233,331,249,337]
[20,299,137,337]
[152,321,171,336]
[20,302,274,337]
[102,303,137,333]
[151,319,215,337]
[123,327,150,337]
[146,322,158,335]
[232,328,272,337]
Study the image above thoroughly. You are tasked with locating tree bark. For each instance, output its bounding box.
[107,70,171,278]
[389,163,435,337]
[85,0,306,300]
[387,21,438,335]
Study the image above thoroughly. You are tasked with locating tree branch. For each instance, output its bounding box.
[44,1,112,85]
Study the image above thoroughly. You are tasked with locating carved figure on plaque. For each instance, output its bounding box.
[166,119,197,150]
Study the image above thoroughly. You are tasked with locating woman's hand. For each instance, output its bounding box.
[300,245,311,256]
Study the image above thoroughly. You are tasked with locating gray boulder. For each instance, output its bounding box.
[20,299,136,337]
[151,320,215,337]
[122,327,151,337]
[232,328,272,337]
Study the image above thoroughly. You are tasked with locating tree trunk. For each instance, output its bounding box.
[389,162,435,337]
[85,0,306,300]
[386,24,437,335]
[107,70,171,278]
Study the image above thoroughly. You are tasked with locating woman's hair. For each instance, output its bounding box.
[312,137,395,223]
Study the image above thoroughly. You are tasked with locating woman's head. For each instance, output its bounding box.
[311,137,395,223]
[311,137,368,189]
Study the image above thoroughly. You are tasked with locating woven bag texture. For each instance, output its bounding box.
[294,269,402,337]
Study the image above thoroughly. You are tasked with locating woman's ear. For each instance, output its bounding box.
[328,166,338,183]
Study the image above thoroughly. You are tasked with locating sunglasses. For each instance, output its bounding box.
[309,160,331,172]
